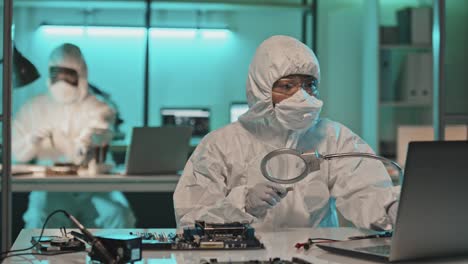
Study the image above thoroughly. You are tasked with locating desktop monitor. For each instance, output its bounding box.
[230,102,249,123]
[161,108,210,137]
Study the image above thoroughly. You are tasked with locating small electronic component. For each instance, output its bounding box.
[30,235,85,252]
[45,163,79,175]
[130,221,264,250]
[89,234,142,264]
[200,257,313,264]
[71,231,142,263]
[294,238,340,250]
[30,226,86,252]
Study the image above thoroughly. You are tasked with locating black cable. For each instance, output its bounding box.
[1,209,116,263]
[295,237,340,250]
[0,209,68,257]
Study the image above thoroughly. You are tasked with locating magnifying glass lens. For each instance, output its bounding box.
[265,153,307,184]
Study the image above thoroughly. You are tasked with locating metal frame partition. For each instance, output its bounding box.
[301,0,317,51]
[433,0,446,140]
[1,0,14,253]
[143,0,151,126]
[433,0,468,139]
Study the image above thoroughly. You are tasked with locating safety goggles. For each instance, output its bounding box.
[49,66,79,86]
[272,75,319,97]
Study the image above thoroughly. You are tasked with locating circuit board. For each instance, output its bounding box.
[130,221,264,250]
[200,257,312,264]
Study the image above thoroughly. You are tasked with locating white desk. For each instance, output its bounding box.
[4,228,468,264]
[4,174,180,192]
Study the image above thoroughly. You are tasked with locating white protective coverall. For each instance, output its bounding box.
[13,43,136,228]
[174,35,399,230]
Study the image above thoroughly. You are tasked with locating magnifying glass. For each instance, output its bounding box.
[261,149,403,185]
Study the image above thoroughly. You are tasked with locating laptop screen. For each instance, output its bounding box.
[125,126,192,175]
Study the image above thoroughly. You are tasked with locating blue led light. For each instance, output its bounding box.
[200,29,229,39]
[39,25,146,37]
[40,26,85,36]
[39,25,229,39]
[150,28,197,38]
[87,27,145,37]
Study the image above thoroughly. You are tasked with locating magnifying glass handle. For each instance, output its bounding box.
[276,187,294,197]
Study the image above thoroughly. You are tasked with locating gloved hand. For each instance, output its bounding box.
[72,127,113,165]
[29,127,52,144]
[245,182,288,218]
[73,140,93,165]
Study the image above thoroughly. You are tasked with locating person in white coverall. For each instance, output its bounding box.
[12,43,135,228]
[174,35,399,231]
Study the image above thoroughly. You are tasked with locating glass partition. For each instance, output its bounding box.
[8,0,315,240]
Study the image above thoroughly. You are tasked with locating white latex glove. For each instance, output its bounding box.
[72,127,112,163]
[29,127,52,144]
[73,140,92,165]
[245,182,288,218]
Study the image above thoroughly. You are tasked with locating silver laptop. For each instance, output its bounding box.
[317,141,468,262]
[125,126,192,175]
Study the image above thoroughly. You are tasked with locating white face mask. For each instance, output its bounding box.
[49,81,80,104]
[274,90,323,131]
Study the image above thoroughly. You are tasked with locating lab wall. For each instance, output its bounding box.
[317,0,364,135]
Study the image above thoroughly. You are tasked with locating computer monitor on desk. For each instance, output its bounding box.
[161,108,210,137]
[230,102,249,123]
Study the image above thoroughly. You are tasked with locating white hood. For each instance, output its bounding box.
[239,35,320,148]
[47,43,89,103]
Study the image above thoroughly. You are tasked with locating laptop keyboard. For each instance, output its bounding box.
[356,245,391,256]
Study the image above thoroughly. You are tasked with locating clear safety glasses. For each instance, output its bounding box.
[272,75,319,97]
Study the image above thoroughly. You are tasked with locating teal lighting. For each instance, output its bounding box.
[39,25,145,37]
[39,25,230,39]
[87,27,145,37]
[150,28,197,38]
[200,29,229,39]
[40,25,85,36]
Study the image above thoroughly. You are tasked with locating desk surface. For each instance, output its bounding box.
[3,174,180,192]
[5,228,468,264]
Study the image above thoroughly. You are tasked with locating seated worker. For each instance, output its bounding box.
[174,35,399,230]
[12,43,136,228]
